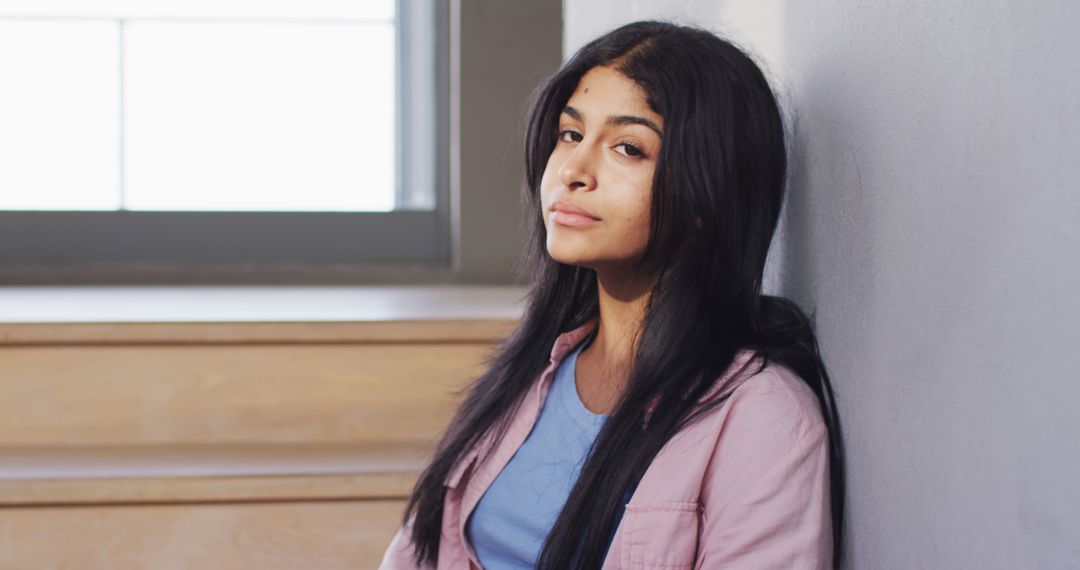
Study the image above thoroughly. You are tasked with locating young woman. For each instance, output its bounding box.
[380,20,844,570]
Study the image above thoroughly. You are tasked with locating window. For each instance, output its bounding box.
[0,0,449,273]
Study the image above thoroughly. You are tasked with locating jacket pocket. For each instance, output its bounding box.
[621,501,701,569]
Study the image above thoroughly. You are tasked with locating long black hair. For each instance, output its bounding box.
[400,19,845,569]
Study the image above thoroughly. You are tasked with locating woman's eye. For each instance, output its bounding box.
[558,129,582,143]
[615,142,645,158]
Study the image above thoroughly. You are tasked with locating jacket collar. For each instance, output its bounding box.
[548,315,600,364]
[442,318,601,491]
[445,316,759,487]
[547,315,760,421]
[547,315,665,419]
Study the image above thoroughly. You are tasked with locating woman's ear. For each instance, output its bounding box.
[695,215,703,229]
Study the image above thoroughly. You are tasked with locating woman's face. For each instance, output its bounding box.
[540,65,664,275]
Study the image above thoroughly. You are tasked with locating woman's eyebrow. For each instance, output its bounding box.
[562,105,662,137]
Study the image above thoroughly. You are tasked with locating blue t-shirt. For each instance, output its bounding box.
[465,335,616,568]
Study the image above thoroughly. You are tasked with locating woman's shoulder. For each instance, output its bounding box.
[690,352,831,512]
[690,353,828,491]
[670,351,829,480]
[681,358,834,569]
[718,352,827,438]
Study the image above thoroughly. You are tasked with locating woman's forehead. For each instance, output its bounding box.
[565,66,662,127]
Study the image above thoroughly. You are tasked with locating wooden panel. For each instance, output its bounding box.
[0,499,406,569]
[0,316,509,566]
[0,286,526,328]
[0,442,428,505]
[0,343,489,446]
[0,319,517,345]
[0,471,419,506]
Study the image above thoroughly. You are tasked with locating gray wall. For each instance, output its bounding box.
[566,1,1080,568]
[458,0,563,283]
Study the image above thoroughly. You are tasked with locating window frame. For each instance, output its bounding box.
[0,0,452,274]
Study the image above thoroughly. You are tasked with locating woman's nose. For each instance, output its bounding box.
[558,147,597,191]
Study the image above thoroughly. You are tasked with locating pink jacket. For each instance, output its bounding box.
[379,317,832,569]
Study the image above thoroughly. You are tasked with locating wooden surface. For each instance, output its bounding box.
[0,471,420,507]
[0,499,407,569]
[0,319,517,345]
[0,342,495,446]
[0,285,527,323]
[0,303,516,568]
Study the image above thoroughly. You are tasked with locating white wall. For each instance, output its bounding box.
[565,1,1080,568]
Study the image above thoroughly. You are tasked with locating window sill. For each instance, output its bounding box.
[0,284,526,344]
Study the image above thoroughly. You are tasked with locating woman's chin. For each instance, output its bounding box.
[546,246,598,269]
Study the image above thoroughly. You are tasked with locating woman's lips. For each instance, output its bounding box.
[550,200,601,228]
[550,209,602,227]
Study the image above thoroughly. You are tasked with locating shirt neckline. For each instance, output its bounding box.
[558,333,610,426]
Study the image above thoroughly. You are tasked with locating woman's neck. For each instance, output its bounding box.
[576,266,652,409]
[592,276,649,362]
